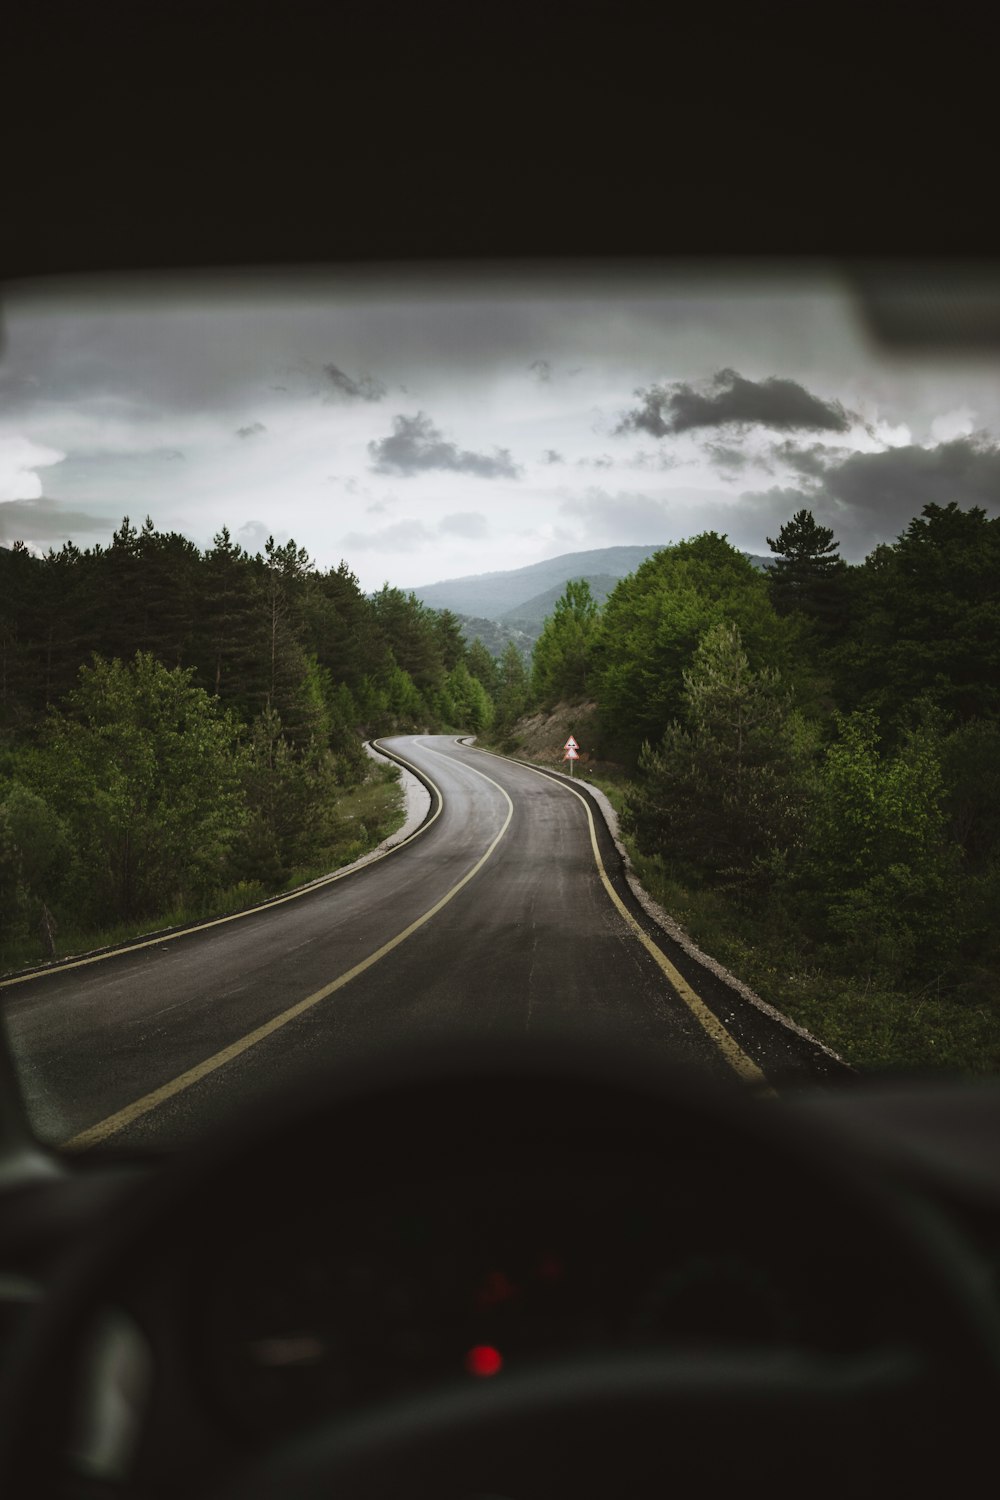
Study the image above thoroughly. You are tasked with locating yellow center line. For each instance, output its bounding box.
[0,739,441,993]
[62,747,514,1151]
[463,742,773,1092]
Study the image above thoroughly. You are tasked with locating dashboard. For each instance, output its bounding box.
[3,1051,1000,1498]
[130,1162,873,1446]
[59,1145,970,1493]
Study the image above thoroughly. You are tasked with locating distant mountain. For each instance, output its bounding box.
[409,545,672,620]
[499,573,623,637]
[412,544,772,646]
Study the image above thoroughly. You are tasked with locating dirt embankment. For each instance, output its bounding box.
[497,701,623,774]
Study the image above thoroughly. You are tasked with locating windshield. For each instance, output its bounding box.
[1,263,998,1154]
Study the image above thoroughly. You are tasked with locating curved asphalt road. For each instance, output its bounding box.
[1,737,841,1152]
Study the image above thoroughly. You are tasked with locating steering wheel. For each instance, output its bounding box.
[2,1035,998,1500]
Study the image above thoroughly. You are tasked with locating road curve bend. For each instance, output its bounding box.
[1,737,839,1151]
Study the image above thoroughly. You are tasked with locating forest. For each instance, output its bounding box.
[0,517,529,972]
[524,502,1000,1072]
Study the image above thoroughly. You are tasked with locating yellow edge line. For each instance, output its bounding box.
[0,739,440,993]
[465,743,773,1091]
[62,747,514,1150]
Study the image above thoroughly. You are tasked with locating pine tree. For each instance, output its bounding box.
[135,520,201,666]
[835,502,1000,728]
[625,621,814,889]
[0,543,42,726]
[766,509,848,636]
[495,641,529,734]
[198,527,261,708]
[467,638,499,699]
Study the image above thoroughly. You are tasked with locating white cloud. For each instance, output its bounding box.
[0,434,66,500]
[930,407,976,444]
[870,419,913,448]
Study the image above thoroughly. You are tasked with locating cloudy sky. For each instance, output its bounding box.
[2,264,1000,592]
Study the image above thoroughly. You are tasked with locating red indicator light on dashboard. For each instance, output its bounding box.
[465,1344,503,1377]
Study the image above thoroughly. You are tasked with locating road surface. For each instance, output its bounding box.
[0,737,842,1151]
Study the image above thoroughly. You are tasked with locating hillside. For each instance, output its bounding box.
[454,614,534,659]
[411,545,772,629]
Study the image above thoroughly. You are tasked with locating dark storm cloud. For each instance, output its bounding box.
[738,487,820,534]
[743,435,1000,559]
[541,449,563,464]
[529,359,552,383]
[826,434,1000,520]
[0,496,108,544]
[321,364,387,403]
[769,439,838,479]
[618,369,855,438]
[704,441,753,473]
[368,412,521,479]
[236,421,266,438]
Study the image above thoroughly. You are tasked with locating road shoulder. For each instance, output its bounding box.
[462,738,850,1078]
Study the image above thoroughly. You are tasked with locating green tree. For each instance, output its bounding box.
[197,526,261,706]
[300,560,378,695]
[531,578,599,706]
[836,503,1000,730]
[0,543,41,729]
[370,586,448,700]
[940,719,1000,869]
[466,638,500,700]
[238,704,343,885]
[38,653,246,924]
[494,642,530,736]
[799,710,959,973]
[0,780,70,955]
[446,660,494,733]
[432,609,467,672]
[259,536,321,734]
[384,660,425,723]
[766,508,848,640]
[596,534,797,764]
[624,621,815,889]
[135,519,201,665]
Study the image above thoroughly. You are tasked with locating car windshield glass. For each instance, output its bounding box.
[1,262,999,1155]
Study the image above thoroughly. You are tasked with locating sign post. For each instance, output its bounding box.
[563,736,579,777]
